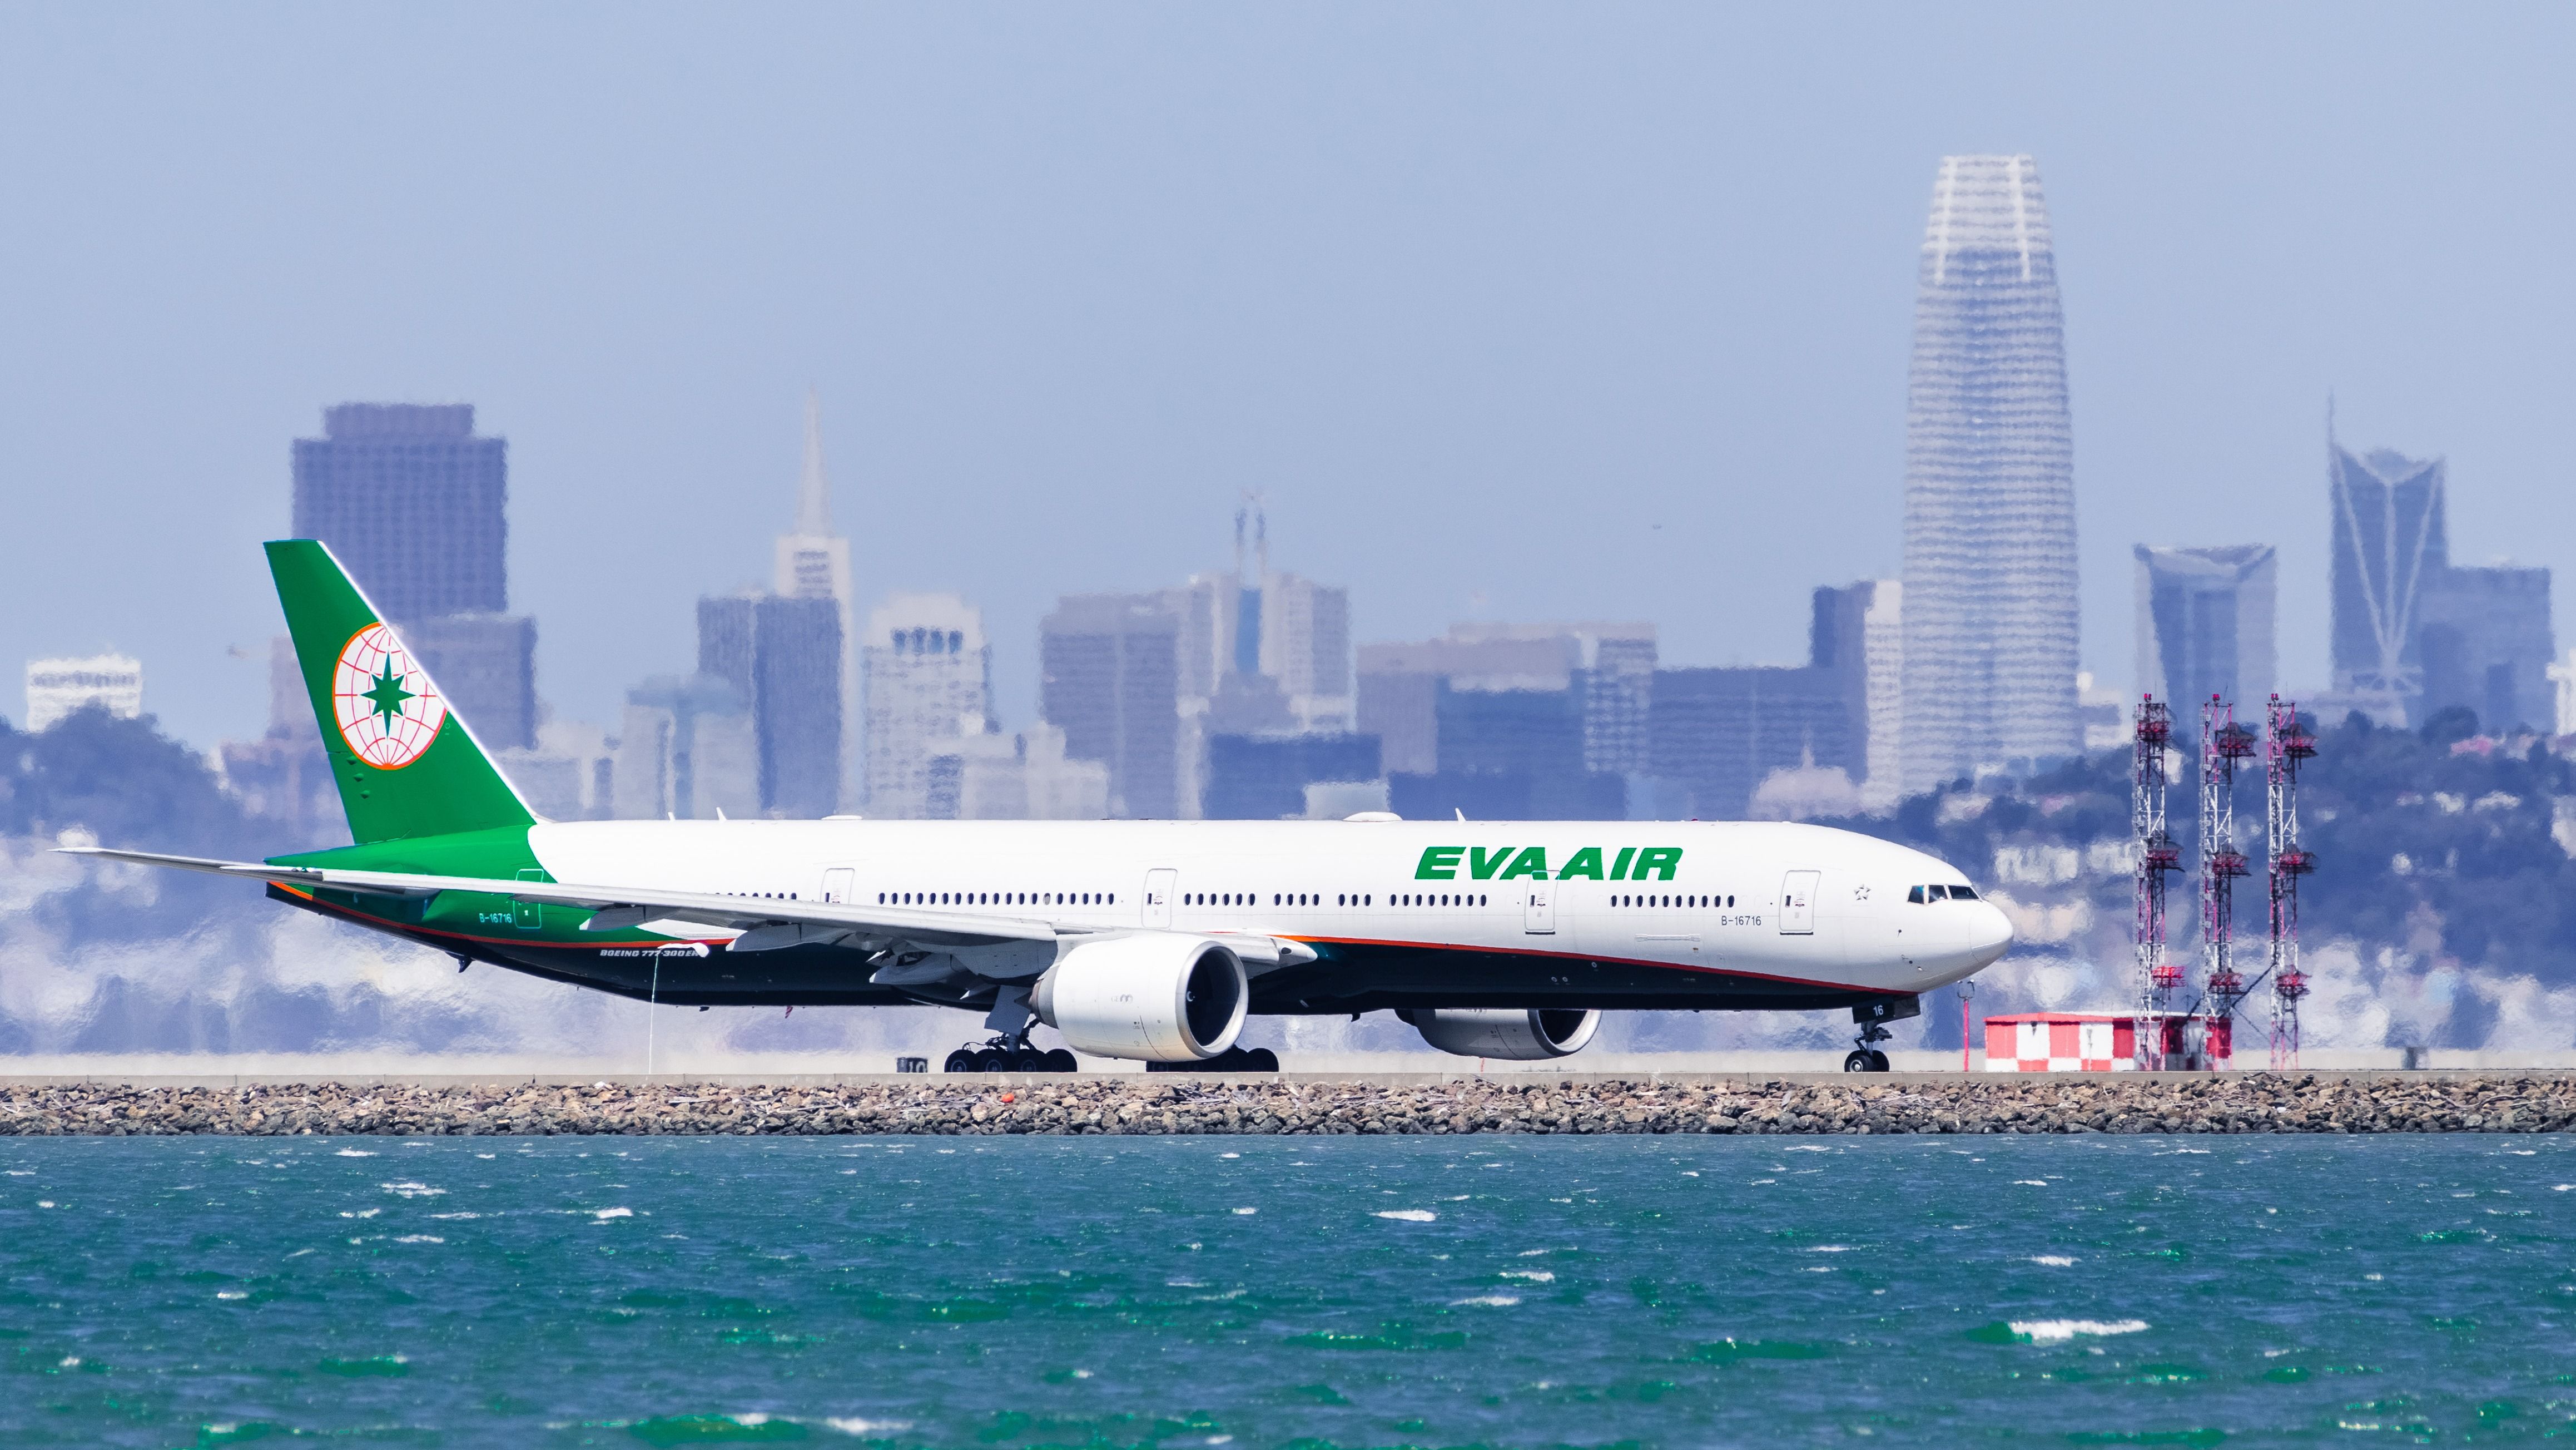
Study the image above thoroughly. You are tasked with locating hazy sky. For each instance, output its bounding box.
[6,4,2573,748]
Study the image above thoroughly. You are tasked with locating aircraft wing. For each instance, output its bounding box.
[58,845,1319,971]
[57,845,1057,949]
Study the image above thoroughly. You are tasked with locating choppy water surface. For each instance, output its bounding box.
[4,1134,2574,1447]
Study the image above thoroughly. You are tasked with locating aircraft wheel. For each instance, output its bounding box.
[942,1048,979,1073]
[1010,1047,1051,1072]
[1041,1048,1078,1073]
[1242,1047,1280,1072]
[974,1047,1011,1072]
[1843,1050,1874,1072]
[1869,1050,1891,1072]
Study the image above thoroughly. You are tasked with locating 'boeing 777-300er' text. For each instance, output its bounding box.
[67,542,2012,1072]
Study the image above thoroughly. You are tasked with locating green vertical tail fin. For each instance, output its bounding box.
[266,540,537,843]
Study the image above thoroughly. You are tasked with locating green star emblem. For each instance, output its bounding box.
[361,659,414,731]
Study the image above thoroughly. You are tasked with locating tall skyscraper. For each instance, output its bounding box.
[291,404,535,747]
[860,593,994,819]
[773,390,858,802]
[1040,595,1182,818]
[2327,442,2446,712]
[1899,155,2081,791]
[2135,545,2277,714]
[2325,434,2557,731]
[697,593,843,818]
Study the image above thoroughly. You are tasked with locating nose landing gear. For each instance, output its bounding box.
[1843,1022,1893,1072]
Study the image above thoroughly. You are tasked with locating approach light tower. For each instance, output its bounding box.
[2198,697,2258,1066]
[2266,696,2318,1068]
[2132,696,2183,1069]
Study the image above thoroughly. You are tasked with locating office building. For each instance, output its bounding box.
[404,612,538,751]
[2420,565,2555,733]
[1357,624,1655,779]
[2324,435,2557,730]
[860,593,994,819]
[2135,545,2277,713]
[498,719,616,823]
[216,638,336,842]
[1041,594,1182,818]
[1899,155,2082,790]
[291,403,536,746]
[292,404,507,621]
[1160,502,1357,810]
[23,654,142,733]
[2328,443,2446,716]
[1204,732,1381,820]
[1650,665,1855,821]
[1811,581,1902,809]
[774,390,858,801]
[951,724,1112,821]
[611,674,758,821]
[2550,650,2576,739]
[697,594,843,818]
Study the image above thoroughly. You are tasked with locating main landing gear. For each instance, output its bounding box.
[943,1031,1078,1074]
[1843,1022,1893,1073]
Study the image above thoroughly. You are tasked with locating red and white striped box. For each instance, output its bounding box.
[1982,1013,2139,1072]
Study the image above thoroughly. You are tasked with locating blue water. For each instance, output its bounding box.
[3,1135,2573,1447]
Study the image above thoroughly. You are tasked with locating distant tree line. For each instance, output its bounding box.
[1823,708,2576,984]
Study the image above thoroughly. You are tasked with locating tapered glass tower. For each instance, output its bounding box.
[1899,154,2080,791]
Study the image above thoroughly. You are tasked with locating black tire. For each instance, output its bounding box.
[1042,1048,1078,1073]
[1243,1047,1280,1072]
[942,1049,978,1073]
[974,1047,1009,1072]
[1011,1047,1051,1072]
[1843,1050,1874,1072]
[1868,1050,1890,1072]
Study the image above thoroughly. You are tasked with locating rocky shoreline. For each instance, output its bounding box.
[4,1073,2574,1137]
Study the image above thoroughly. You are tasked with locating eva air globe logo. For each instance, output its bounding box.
[332,623,446,769]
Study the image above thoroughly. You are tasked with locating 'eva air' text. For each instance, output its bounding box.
[1413,845,1681,882]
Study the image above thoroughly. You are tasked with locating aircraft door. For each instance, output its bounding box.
[820,868,855,904]
[514,868,544,931]
[1779,870,1820,934]
[1523,883,1557,935]
[1143,869,1177,929]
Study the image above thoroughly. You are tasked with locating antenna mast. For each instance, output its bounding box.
[2199,696,2258,1068]
[2266,696,2317,1068]
[2132,696,2182,1068]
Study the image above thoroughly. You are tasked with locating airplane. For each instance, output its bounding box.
[64,541,2012,1074]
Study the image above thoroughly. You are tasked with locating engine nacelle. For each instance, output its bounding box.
[1402,1008,1600,1061]
[1031,934,1248,1062]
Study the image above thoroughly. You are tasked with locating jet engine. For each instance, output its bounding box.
[1401,1008,1600,1061]
[1031,935,1248,1062]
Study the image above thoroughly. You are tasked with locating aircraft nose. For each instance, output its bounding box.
[1968,901,2013,968]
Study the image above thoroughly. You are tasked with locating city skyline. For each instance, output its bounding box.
[7,8,2575,753]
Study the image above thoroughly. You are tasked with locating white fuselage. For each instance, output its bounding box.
[524,815,2012,999]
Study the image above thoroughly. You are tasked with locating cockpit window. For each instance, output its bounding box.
[1907,885,1927,904]
[1949,885,1978,900]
